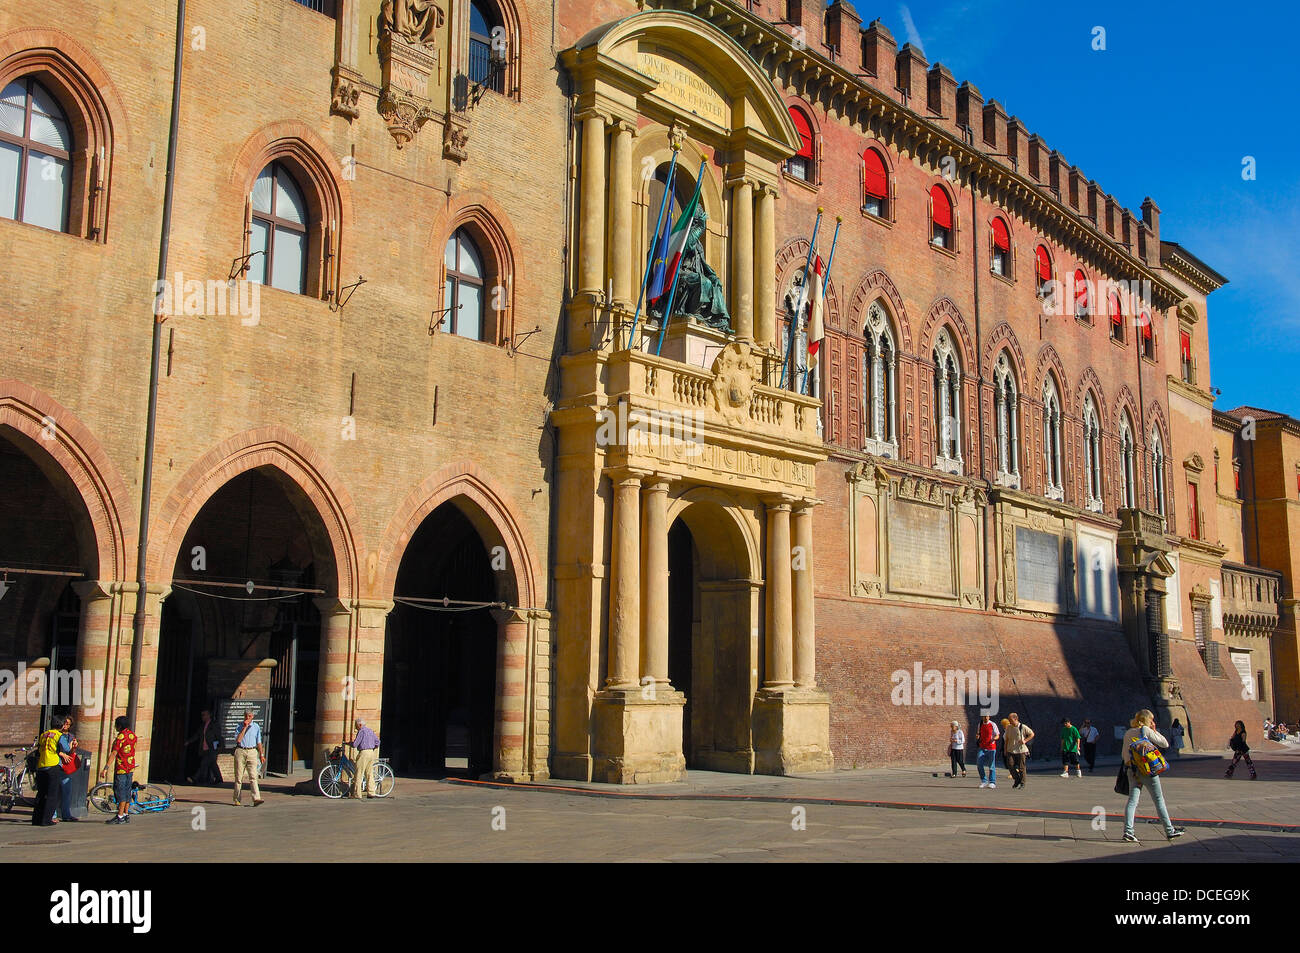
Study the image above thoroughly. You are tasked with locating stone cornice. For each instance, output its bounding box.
[649,0,1185,308]
[1167,375,1215,409]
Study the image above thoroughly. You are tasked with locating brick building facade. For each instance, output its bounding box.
[0,0,1278,782]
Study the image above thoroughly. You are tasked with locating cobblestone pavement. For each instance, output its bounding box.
[3,749,1295,862]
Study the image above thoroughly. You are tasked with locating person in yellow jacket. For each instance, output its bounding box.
[32,713,73,827]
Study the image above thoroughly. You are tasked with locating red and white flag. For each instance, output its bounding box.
[806,254,825,359]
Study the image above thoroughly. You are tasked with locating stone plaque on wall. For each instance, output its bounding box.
[888,498,953,596]
[1016,526,1061,606]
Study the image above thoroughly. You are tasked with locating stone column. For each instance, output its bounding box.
[608,119,635,309]
[72,579,118,768]
[886,356,897,443]
[490,607,529,779]
[1009,392,1019,476]
[872,344,885,440]
[938,366,951,457]
[313,597,354,775]
[764,496,794,688]
[792,502,817,688]
[730,176,755,341]
[608,469,645,688]
[578,110,607,295]
[640,475,672,687]
[755,185,776,347]
[123,583,169,779]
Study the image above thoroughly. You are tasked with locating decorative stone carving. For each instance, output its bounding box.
[1002,546,1016,605]
[894,475,946,507]
[380,0,445,48]
[377,15,441,148]
[864,579,883,598]
[330,66,363,120]
[443,112,470,162]
[667,119,689,153]
[1183,452,1205,473]
[710,340,759,427]
[378,86,436,149]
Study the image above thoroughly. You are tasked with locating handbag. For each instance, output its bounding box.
[1113,761,1130,795]
[61,753,79,776]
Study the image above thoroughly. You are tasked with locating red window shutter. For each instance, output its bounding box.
[1142,316,1152,341]
[1035,245,1051,282]
[1110,294,1122,326]
[1074,270,1088,311]
[931,185,952,229]
[790,107,814,159]
[992,217,1010,251]
[1179,329,1191,361]
[863,149,888,199]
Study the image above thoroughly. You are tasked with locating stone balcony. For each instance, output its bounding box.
[1221,562,1282,636]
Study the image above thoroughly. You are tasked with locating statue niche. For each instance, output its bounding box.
[649,209,732,334]
[380,0,445,48]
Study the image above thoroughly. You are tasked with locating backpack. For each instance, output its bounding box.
[1129,732,1168,777]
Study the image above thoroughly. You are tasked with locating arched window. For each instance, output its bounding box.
[442,228,486,341]
[1109,291,1124,342]
[862,148,888,218]
[0,77,72,232]
[932,328,962,470]
[1083,394,1103,511]
[930,184,953,248]
[862,301,897,456]
[1034,244,1052,295]
[1074,269,1091,322]
[249,161,308,294]
[993,353,1020,485]
[1150,428,1167,519]
[990,217,1010,276]
[469,0,505,94]
[1140,311,1155,360]
[1041,374,1063,499]
[786,107,815,182]
[1119,413,1136,510]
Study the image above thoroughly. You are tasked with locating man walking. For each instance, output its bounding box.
[975,714,1000,789]
[188,709,222,785]
[99,715,136,826]
[1060,717,1083,778]
[232,709,265,807]
[1080,718,1100,772]
[350,718,381,799]
[1004,712,1034,789]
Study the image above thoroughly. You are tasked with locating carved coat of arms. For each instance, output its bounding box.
[709,340,758,427]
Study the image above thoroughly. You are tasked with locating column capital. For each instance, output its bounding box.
[762,493,798,510]
[723,171,761,191]
[72,579,116,602]
[793,498,823,514]
[641,471,676,490]
[609,116,636,135]
[490,606,528,625]
[575,107,612,125]
[313,596,353,617]
[606,465,653,485]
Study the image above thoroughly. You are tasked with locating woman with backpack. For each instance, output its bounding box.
[1120,709,1185,844]
[1225,721,1256,779]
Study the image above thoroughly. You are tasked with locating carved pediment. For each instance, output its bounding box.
[894,475,946,506]
[1183,452,1205,473]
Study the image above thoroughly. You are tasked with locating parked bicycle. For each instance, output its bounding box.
[0,746,34,813]
[88,780,174,815]
[318,746,395,799]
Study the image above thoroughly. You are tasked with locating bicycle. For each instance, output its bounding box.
[0,747,34,813]
[88,780,174,815]
[317,746,394,799]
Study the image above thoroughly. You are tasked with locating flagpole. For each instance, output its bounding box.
[779,207,823,389]
[802,216,841,395]
[629,149,679,351]
[654,157,708,357]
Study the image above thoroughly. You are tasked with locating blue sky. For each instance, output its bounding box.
[863,1,1300,417]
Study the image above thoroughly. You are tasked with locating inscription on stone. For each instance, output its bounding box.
[888,498,953,596]
[1016,526,1061,606]
[637,47,728,126]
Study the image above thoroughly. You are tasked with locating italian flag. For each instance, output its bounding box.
[805,255,825,359]
[650,184,702,305]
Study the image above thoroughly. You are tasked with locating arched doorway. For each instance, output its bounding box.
[383,501,499,777]
[151,466,337,783]
[0,428,98,741]
[666,498,759,773]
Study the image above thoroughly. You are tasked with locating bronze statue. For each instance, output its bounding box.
[380,0,444,48]
[651,210,731,333]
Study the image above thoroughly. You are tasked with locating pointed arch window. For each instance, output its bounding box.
[930,184,953,248]
[993,353,1020,487]
[249,161,308,295]
[1119,413,1136,510]
[1151,428,1167,520]
[1083,394,1103,511]
[990,217,1011,276]
[1042,375,1064,500]
[442,228,486,341]
[862,148,889,218]
[862,301,897,456]
[786,107,815,183]
[469,0,506,94]
[0,77,73,232]
[932,328,962,472]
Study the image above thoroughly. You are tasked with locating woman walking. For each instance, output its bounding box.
[948,721,967,778]
[1225,721,1256,779]
[1121,709,1185,844]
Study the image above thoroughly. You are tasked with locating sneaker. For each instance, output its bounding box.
[988,783,996,788]
[253,799,264,807]
[1166,828,1185,840]
[105,816,121,825]
[979,781,989,788]
[1122,831,1139,843]
[1059,771,1070,777]
[1075,770,1084,778]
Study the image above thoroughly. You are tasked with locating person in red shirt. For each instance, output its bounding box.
[975,713,1000,789]
[99,715,137,825]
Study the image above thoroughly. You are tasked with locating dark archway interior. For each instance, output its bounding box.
[0,431,91,744]
[383,502,497,778]
[152,467,329,782]
[668,518,696,763]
